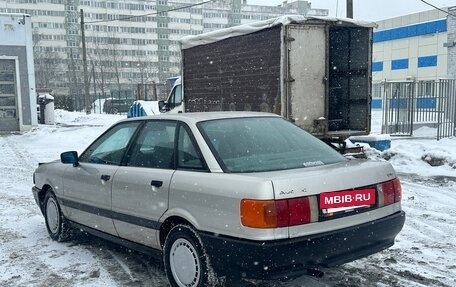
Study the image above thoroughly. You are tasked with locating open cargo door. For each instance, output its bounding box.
[286,24,327,134]
[328,26,372,136]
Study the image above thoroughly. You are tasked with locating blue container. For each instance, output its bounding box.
[350,136,391,151]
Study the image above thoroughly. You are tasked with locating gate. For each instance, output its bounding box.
[437,80,456,140]
[381,81,415,136]
[381,79,456,140]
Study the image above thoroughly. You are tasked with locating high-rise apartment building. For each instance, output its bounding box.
[0,0,327,99]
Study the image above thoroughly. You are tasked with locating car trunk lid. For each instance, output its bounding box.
[262,159,396,200]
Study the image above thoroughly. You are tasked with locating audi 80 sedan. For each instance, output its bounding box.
[32,112,405,286]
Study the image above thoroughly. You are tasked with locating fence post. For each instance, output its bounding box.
[453,80,456,137]
[410,81,415,136]
[437,80,442,140]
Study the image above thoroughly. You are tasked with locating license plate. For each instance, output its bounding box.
[320,189,376,209]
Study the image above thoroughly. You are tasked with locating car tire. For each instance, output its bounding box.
[44,190,72,242]
[110,107,118,114]
[164,224,219,287]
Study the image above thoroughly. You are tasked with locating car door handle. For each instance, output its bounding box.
[151,180,163,188]
[101,174,111,181]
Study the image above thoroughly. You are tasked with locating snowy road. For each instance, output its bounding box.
[1,112,455,287]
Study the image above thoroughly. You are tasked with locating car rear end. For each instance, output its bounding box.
[199,161,405,280]
[195,114,405,280]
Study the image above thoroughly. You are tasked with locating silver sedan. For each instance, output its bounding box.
[32,112,405,287]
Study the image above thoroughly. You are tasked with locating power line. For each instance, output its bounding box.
[85,0,215,24]
[419,0,456,17]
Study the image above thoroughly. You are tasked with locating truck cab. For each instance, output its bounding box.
[159,77,183,113]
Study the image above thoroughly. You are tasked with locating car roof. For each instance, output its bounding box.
[120,111,281,125]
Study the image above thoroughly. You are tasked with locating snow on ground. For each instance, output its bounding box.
[0,109,455,286]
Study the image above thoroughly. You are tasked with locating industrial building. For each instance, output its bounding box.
[0,13,37,132]
[370,6,455,107]
[371,7,456,140]
[372,8,451,83]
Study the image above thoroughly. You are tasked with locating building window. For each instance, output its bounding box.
[391,58,409,70]
[417,55,437,68]
[372,61,383,72]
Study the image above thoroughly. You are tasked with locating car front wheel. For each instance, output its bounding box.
[44,190,72,242]
[164,224,219,287]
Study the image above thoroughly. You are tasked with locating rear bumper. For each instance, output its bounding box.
[199,211,405,280]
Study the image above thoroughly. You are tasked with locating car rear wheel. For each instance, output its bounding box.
[44,190,72,242]
[164,225,218,287]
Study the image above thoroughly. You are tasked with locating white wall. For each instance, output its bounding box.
[373,9,449,83]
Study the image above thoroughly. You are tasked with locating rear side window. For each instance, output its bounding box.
[198,117,345,173]
[177,125,205,170]
[125,121,177,169]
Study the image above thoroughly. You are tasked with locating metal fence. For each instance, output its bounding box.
[53,82,170,114]
[376,79,456,140]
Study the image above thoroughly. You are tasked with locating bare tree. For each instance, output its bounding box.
[67,50,84,110]
[32,28,65,89]
[108,39,124,94]
[34,51,64,89]
[88,40,115,98]
[134,45,159,100]
[85,30,126,99]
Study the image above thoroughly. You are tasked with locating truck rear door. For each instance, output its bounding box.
[286,24,327,134]
[327,26,372,136]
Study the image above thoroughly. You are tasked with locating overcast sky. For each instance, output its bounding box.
[246,0,456,21]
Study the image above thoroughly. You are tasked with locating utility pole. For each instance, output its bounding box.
[346,0,353,18]
[80,9,91,114]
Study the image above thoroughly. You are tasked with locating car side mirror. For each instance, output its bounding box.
[61,151,79,166]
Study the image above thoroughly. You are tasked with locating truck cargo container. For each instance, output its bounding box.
[161,15,375,140]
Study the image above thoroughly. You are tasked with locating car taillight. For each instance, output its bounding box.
[240,199,287,228]
[377,178,402,207]
[288,197,319,226]
[288,198,310,226]
[240,196,318,228]
[393,178,402,202]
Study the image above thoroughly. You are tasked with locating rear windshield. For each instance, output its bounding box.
[198,117,346,173]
